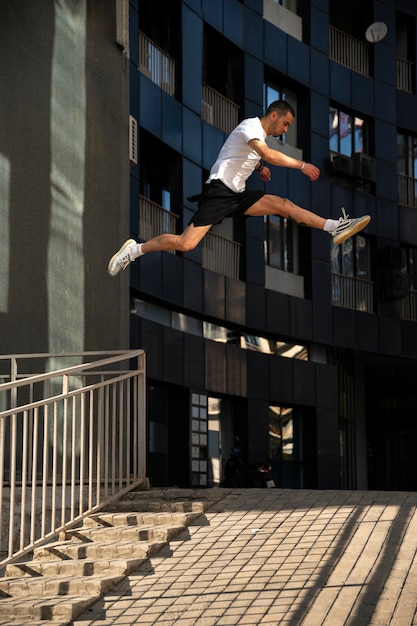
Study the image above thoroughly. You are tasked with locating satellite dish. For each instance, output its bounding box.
[365,21,388,43]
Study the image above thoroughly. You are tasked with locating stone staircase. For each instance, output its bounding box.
[0,489,223,626]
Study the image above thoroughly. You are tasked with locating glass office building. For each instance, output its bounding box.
[126,0,417,490]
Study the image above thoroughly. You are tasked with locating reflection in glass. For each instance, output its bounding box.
[329,107,338,152]
[356,235,370,278]
[341,238,353,276]
[172,312,201,336]
[203,322,228,343]
[133,298,308,360]
[329,107,366,156]
[354,117,364,153]
[339,111,352,156]
[269,405,302,488]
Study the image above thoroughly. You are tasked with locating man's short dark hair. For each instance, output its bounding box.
[265,99,295,118]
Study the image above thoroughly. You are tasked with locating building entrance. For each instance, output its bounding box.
[366,365,417,491]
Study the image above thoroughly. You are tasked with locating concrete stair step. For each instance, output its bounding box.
[110,498,206,514]
[60,523,184,544]
[82,510,199,529]
[0,621,69,626]
[0,613,70,626]
[5,555,147,579]
[0,494,211,623]
[33,538,166,561]
[0,573,124,598]
[0,594,97,622]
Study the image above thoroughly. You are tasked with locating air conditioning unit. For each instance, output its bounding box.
[379,269,409,300]
[352,153,376,182]
[331,154,353,177]
[381,246,406,270]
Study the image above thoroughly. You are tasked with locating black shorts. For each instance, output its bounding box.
[188,180,265,227]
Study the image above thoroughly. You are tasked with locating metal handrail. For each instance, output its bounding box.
[139,196,178,248]
[331,273,374,313]
[138,31,175,96]
[398,174,417,208]
[202,84,239,135]
[396,57,414,93]
[203,231,241,279]
[0,350,146,568]
[401,289,417,321]
[329,26,369,76]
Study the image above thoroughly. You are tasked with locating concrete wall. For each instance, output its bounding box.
[0,0,130,357]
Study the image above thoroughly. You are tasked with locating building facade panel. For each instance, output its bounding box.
[128,0,417,491]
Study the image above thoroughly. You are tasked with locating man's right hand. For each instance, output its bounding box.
[259,166,271,182]
[302,162,320,182]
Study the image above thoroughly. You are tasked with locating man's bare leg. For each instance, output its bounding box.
[244,194,371,244]
[109,195,371,277]
[108,223,212,276]
[141,223,212,254]
[244,194,326,228]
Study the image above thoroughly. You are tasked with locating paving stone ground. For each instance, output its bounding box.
[71,489,417,626]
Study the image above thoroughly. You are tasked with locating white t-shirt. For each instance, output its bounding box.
[207,117,266,193]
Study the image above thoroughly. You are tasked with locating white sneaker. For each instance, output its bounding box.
[108,239,137,277]
[331,208,371,245]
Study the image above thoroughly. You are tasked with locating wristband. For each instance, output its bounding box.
[256,161,264,172]
[300,161,305,170]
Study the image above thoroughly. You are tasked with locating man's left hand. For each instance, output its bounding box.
[259,166,271,182]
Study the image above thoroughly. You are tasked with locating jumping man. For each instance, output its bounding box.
[108,100,370,277]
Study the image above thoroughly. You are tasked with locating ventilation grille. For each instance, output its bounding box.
[129,115,138,164]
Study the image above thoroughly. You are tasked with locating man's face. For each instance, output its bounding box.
[270,111,294,138]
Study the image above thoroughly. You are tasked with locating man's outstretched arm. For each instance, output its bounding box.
[248,138,320,182]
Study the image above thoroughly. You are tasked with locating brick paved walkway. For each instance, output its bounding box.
[72,489,417,626]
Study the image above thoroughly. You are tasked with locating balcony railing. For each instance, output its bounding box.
[332,273,374,313]
[202,84,239,135]
[139,31,175,96]
[203,231,241,279]
[139,196,178,253]
[397,57,414,93]
[401,289,417,321]
[138,198,241,276]
[330,26,369,76]
[398,174,417,208]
